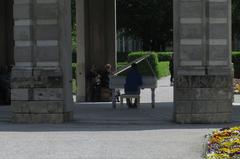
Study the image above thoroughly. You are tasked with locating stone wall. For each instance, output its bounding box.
[174,0,232,123]
[11,0,73,123]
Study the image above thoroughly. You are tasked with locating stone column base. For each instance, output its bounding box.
[174,75,233,124]
[12,112,73,124]
[11,101,73,123]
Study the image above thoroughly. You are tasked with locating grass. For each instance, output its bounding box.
[157,61,170,77]
[72,78,77,95]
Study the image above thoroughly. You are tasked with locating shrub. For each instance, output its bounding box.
[72,63,77,79]
[72,48,77,63]
[157,52,173,62]
[233,52,240,78]
[127,52,161,78]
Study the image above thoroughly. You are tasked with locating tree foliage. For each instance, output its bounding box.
[117,0,173,51]
[232,0,240,38]
[71,0,76,49]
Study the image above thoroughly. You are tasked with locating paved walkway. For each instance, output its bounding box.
[0,76,240,159]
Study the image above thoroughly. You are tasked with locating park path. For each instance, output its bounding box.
[0,76,240,159]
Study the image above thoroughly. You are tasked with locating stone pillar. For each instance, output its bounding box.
[174,0,232,123]
[11,0,73,123]
[76,0,116,101]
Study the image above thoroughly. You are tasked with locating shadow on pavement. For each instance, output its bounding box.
[0,102,239,132]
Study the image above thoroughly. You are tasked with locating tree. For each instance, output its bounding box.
[117,0,173,51]
[232,0,240,39]
[71,0,77,50]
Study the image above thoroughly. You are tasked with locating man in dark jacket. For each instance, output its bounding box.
[124,63,143,108]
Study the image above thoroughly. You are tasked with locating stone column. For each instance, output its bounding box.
[174,0,232,123]
[11,0,73,123]
[76,0,116,102]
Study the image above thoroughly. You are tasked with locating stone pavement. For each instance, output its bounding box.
[0,76,240,159]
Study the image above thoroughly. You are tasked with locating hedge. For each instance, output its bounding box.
[72,48,76,63]
[72,63,77,79]
[157,52,173,61]
[72,51,240,79]
[127,52,161,78]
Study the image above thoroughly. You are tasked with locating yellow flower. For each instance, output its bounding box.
[206,153,229,159]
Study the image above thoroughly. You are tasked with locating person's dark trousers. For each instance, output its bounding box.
[125,90,140,108]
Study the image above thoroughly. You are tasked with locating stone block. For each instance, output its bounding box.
[35,25,58,40]
[14,47,32,62]
[12,113,66,124]
[175,114,192,124]
[175,100,232,115]
[13,4,32,19]
[208,67,233,76]
[35,4,58,19]
[29,101,64,113]
[33,88,63,100]
[11,67,33,88]
[175,75,232,88]
[180,24,202,39]
[11,79,33,89]
[180,45,203,61]
[209,45,228,61]
[11,101,30,113]
[12,114,31,123]
[12,101,64,114]
[48,114,64,123]
[180,1,202,18]
[33,67,62,77]
[11,89,30,100]
[191,113,231,124]
[175,113,232,124]
[209,2,228,18]
[175,88,232,100]
[191,101,219,114]
[33,68,63,88]
[209,24,227,39]
[47,101,64,113]
[36,46,59,62]
[175,101,192,114]
[11,67,33,78]
[14,26,32,40]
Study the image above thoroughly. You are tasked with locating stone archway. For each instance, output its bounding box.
[10,0,232,123]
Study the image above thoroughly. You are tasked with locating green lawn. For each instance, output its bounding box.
[157,61,170,78]
[117,61,170,78]
[72,78,77,95]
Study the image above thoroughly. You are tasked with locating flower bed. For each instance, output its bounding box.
[234,79,240,94]
[205,127,240,159]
